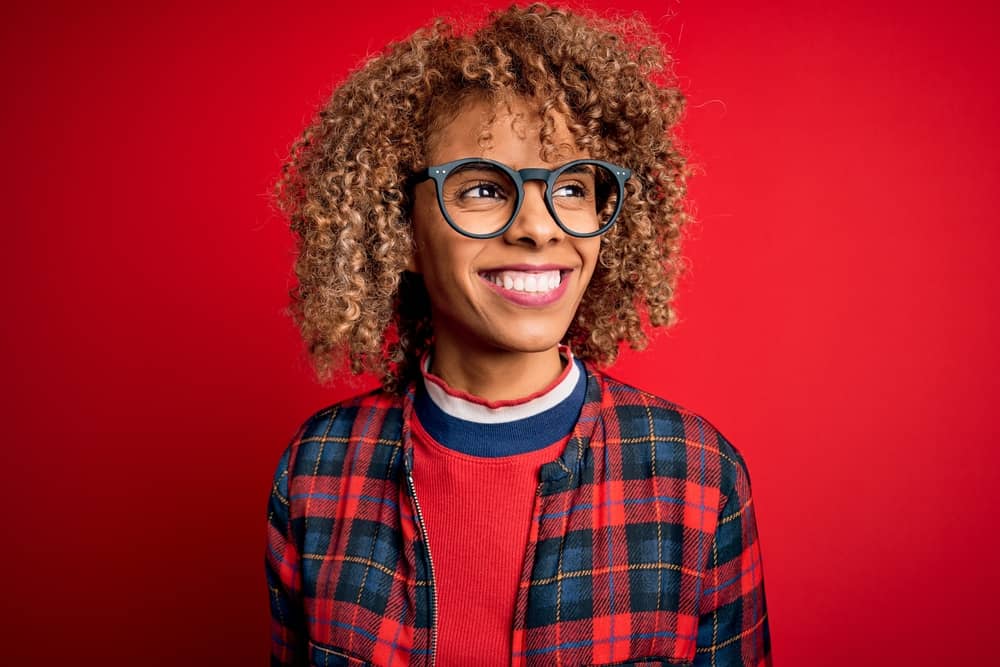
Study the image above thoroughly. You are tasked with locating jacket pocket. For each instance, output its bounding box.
[307,639,373,666]
[586,659,692,667]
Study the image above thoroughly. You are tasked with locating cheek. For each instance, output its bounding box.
[411,222,482,287]
[580,240,603,276]
[573,242,603,299]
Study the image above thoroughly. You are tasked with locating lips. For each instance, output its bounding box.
[479,269,562,294]
[478,266,572,306]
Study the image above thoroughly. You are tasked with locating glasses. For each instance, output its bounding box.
[410,158,631,239]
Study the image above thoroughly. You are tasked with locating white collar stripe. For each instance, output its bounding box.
[422,356,581,425]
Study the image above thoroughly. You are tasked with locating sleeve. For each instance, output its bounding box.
[265,443,308,666]
[694,445,772,667]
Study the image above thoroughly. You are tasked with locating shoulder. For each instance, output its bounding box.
[591,367,755,496]
[274,386,406,482]
[293,386,403,440]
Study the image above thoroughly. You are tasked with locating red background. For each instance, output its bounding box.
[3,0,998,664]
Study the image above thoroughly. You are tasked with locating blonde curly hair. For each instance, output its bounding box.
[275,2,689,391]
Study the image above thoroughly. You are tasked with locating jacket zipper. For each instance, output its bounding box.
[406,472,438,667]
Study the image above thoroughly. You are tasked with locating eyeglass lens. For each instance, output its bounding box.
[439,162,619,236]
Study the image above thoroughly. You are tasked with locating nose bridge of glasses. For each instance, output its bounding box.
[517,167,552,184]
[515,167,553,212]
[515,168,554,215]
[506,168,561,240]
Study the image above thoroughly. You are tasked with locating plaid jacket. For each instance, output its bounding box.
[266,364,772,666]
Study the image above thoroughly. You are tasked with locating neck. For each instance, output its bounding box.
[429,343,565,403]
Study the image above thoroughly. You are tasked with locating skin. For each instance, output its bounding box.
[408,97,602,401]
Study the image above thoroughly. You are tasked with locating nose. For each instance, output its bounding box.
[502,181,564,247]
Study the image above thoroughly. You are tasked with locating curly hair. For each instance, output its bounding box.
[275,2,689,392]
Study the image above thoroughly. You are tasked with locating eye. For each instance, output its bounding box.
[460,181,508,200]
[552,183,588,199]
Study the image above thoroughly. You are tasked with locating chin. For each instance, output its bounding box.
[493,331,567,354]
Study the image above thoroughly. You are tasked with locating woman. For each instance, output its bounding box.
[267,4,771,665]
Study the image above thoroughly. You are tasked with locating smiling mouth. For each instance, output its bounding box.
[479,269,565,294]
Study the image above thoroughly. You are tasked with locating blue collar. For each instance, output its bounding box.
[413,358,587,457]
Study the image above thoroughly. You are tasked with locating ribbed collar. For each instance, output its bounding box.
[414,347,587,457]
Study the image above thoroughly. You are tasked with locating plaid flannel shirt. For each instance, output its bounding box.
[266,364,772,666]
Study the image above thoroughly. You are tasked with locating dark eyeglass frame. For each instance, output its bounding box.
[409,157,632,239]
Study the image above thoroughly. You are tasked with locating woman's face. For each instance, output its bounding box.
[408,96,601,361]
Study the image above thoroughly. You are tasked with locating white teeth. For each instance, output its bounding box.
[483,269,563,294]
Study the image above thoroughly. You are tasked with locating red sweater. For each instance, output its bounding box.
[409,353,583,665]
[410,417,568,665]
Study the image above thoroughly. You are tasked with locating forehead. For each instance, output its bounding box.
[425,96,584,167]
